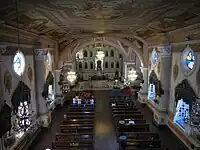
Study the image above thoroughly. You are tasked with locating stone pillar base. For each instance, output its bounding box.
[153,110,168,126]
[147,100,168,126]
[37,113,51,128]
[138,92,147,104]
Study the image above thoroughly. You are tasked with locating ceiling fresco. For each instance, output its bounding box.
[0,0,200,41]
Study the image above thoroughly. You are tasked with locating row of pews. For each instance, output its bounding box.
[52,104,95,150]
[110,95,163,150]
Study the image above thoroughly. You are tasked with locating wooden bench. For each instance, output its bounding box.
[60,124,94,128]
[114,114,144,120]
[66,112,94,115]
[60,126,93,133]
[112,107,139,111]
[117,124,150,132]
[56,133,93,141]
[118,132,159,141]
[122,140,161,148]
[66,115,94,119]
[62,120,94,125]
[113,111,141,115]
[115,119,146,125]
[68,109,94,112]
[52,140,94,149]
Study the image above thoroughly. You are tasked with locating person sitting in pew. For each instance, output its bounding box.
[90,96,94,105]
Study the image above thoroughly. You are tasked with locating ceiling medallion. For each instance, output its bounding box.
[180,45,196,77]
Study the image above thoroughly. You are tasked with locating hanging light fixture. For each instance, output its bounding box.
[127,69,138,82]
[67,71,77,83]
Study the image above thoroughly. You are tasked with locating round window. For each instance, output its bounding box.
[13,51,25,76]
[180,45,196,77]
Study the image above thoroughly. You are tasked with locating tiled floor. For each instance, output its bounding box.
[30,90,189,150]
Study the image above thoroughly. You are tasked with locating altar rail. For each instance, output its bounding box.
[72,80,113,91]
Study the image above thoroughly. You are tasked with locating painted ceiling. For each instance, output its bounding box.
[0,0,200,41]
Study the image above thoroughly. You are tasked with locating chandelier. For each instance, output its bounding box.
[96,51,105,59]
[128,69,138,82]
[67,71,77,83]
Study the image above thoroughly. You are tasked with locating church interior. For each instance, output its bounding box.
[0,0,200,150]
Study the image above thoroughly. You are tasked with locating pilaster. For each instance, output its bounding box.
[33,42,50,127]
[150,44,172,126]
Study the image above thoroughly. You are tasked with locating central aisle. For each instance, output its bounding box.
[93,90,119,150]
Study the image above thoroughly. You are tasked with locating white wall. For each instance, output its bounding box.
[2,54,37,114]
[169,51,200,113]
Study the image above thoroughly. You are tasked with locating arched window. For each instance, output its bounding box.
[116,62,119,68]
[90,51,93,57]
[119,54,122,58]
[83,50,88,57]
[90,62,94,69]
[85,62,88,69]
[110,50,114,57]
[105,51,108,57]
[79,62,82,69]
[105,62,108,68]
[111,62,114,68]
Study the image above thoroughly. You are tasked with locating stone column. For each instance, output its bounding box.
[0,48,6,150]
[158,44,172,109]
[152,44,172,126]
[138,68,148,103]
[33,43,49,127]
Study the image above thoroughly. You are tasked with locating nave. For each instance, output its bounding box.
[31,90,188,150]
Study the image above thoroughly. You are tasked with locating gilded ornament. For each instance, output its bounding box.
[173,61,179,82]
[196,67,200,94]
[4,71,12,93]
[28,65,33,83]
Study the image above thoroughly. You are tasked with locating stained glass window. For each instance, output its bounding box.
[45,52,51,67]
[13,51,25,76]
[180,45,196,77]
[185,50,195,70]
[151,49,158,65]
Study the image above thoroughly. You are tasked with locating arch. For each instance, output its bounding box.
[59,36,145,68]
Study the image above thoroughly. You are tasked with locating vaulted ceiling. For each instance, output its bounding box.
[0,0,200,45]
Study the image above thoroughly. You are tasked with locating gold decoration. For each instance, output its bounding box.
[196,67,200,94]
[157,60,160,74]
[28,65,33,83]
[173,60,179,82]
[4,71,12,93]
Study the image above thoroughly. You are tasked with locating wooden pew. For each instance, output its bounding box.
[112,107,139,111]
[61,119,94,125]
[115,119,146,124]
[117,124,150,132]
[118,132,159,141]
[68,109,94,112]
[66,115,94,119]
[120,140,161,149]
[56,133,93,141]
[60,125,93,133]
[60,124,94,128]
[52,140,94,149]
[113,111,141,115]
[114,114,144,120]
[66,112,94,115]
